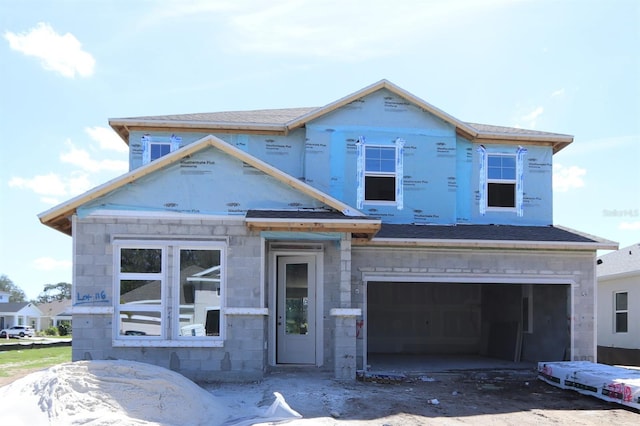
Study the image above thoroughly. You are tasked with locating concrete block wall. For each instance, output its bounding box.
[333,314,357,380]
[318,238,343,370]
[72,215,265,381]
[350,246,596,369]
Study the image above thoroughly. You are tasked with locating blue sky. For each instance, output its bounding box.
[1,0,639,300]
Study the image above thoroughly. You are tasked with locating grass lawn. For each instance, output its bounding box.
[0,346,71,379]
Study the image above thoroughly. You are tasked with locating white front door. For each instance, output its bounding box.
[277,255,316,364]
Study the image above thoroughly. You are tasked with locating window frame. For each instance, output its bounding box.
[614,291,628,333]
[173,243,226,342]
[486,153,517,211]
[364,144,397,205]
[114,243,167,341]
[141,134,181,165]
[113,240,226,347]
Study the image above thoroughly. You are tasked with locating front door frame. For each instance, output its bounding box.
[268,243,324,366]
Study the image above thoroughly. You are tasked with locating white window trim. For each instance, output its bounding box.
[113,243,166,342]
[614,291,628,334]
[141,134,182,165]
[357,137,404,209]
[112,239,227,348]
[172,242,226,342]
[486,153,517,212]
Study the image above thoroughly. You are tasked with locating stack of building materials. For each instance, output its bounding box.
[538,361,640,410]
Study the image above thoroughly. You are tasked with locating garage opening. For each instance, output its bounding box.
[366,282,570,371]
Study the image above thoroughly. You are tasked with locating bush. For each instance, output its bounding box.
[44,326,59,336]
[58,324,69,336]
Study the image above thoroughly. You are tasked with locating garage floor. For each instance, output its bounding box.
[366,353,536,374]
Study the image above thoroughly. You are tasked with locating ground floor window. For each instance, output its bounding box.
[114,241,225,343]
[614,291,628,333]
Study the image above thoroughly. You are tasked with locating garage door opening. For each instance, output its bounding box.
[366,281,570,371]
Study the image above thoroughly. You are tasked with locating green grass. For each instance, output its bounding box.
[0,346,71,378]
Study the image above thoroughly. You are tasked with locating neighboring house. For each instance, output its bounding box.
[0,302,43,331]
[0,291,10,303]
[38,80,616,381]
[37,299,73,330]
[597,243,640,366]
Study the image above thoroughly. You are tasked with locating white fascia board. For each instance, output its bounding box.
[109,118,286,133]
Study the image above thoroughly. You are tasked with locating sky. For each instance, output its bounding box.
[0,0,638,301]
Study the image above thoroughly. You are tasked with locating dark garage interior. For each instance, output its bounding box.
[366,281,570,370]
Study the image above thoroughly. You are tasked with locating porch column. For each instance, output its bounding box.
[330,308,361,380]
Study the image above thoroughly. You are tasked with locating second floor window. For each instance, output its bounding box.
[142,134,182,164]
[477,146,527,216]
[487,154,516,208]
[365,146,396,202]
[357,137,404,210]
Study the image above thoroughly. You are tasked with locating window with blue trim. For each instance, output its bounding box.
[487,154,516,208]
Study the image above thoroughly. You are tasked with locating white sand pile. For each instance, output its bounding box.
[0,360,234,425]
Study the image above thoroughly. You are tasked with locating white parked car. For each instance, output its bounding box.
[0,325,35,338]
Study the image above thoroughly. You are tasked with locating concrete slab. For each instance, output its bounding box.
[367,353,536,375]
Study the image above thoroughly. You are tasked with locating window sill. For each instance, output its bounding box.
[113,339,224,348]
[486,207,516,213]
[364,200,397,206]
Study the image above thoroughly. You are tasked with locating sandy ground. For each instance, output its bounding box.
[1,361,638,425]
[206,367,640,425]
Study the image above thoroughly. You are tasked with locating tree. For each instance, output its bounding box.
[0,274,27,302]
[36,282,72,304]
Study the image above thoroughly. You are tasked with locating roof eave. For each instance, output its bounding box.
[465,130,574,154]
[108,118,288,144]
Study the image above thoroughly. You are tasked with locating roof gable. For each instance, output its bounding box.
[0,302,43,315]
[285,79,475,134]
[39,135,363,235]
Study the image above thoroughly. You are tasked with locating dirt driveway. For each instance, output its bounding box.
[207,368,639,425]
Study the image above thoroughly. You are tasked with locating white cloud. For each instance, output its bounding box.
[8,171,93,204]
[4,22,95,78]
[551,88,565,97]
[60,140,128,172]
[619,221,640,231]
[9,173,68,196]
[85,126,128,153]
[148,0,514,61]
[32,257,72,271]
[553,163,586,192]
[520,106,544,129]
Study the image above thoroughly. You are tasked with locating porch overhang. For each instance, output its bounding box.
[245,210,381,239]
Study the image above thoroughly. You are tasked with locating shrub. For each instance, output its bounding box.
[44,326,59,336]
[58,324,69,336]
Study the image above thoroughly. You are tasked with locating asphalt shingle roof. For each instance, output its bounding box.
[126,107,319,126]
[118,109,566,139]
[375,224,598,243]
[597,243,640,276]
